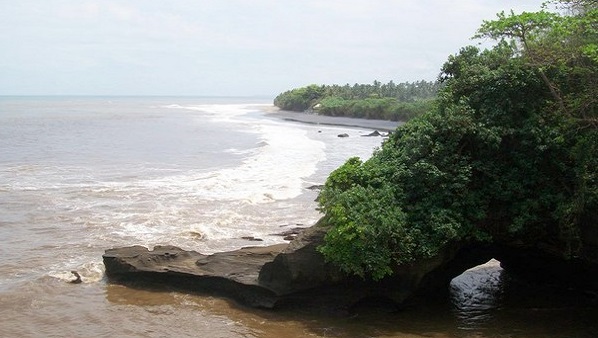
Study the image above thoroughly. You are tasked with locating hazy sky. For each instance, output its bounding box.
[1,0,546,97]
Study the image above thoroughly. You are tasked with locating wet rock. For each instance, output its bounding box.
[69,271,82,284]
[337,133,349,138]
[270,227,308,242]
[103,245,286,308]
[270,227,306,238]
[362,130,382,137]
[241,236,263,242]
[306,184,324,191]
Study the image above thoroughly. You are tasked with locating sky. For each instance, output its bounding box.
[1,0,546,97]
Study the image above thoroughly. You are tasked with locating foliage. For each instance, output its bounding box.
[317,1,597,280]
[316,96,433,121]
[273,80,441,121]
[273,84,324,111]
[474,5,598,125]
[318,105,491,279]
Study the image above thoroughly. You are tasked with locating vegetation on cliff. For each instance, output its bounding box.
[273,80,441,121]
[317,0,598,280]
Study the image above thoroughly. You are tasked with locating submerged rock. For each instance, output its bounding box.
[241,236,263,242]
[69,270,82,284]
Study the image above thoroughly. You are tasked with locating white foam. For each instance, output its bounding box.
[48,261,105,284]
[3,104,325,206]
[163,103,270,122]
[1,102,330,258]
[223,147,255,155]
[162,104,186,109]
[146,104,327,204]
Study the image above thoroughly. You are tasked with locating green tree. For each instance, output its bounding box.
[273,84,325,111]
[317,2,597,280]
[474,5,598,125]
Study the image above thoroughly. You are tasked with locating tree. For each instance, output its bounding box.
[317,1,597,280]
[474,6,598,126]
[273,84,324,111]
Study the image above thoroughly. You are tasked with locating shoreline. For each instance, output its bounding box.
[263,106,402,132]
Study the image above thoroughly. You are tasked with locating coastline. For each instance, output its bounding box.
[263,106,402,132]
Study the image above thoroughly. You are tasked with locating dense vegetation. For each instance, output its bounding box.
[273,80,441,121]
[317,0,598,280]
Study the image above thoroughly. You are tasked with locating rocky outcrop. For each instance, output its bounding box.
[103,244,286,308]
[103,219,598,310]
[103,225,494,310]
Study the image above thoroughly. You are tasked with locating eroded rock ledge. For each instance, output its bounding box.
[104,243,286,308]
[103,225,494,309]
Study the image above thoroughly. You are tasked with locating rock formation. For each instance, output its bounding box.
[103,224,497,310]
[104,244,286,308]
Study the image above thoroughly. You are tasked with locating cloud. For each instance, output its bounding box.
[0,0,546,95]
[56,1,101,20]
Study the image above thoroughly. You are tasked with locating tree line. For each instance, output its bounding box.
[273,80,442,121]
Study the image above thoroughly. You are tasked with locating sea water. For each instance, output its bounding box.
[0,96,595,337]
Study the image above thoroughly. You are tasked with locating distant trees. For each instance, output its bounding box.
[273,80,441,121]
[273,84,324,112]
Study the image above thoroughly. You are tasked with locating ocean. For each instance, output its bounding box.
[0,96,595,337]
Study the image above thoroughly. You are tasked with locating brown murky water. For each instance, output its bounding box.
[1,260,596,337]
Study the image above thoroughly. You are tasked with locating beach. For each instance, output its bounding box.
[266,107,402,132]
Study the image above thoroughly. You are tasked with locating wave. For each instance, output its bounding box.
[1,99,390,299]
[0,102,330,266]
[163,103,272,121]
[153,103,326,203]
[48,261,105,284]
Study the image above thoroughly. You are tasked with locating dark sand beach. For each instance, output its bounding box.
[268,108,402,132]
